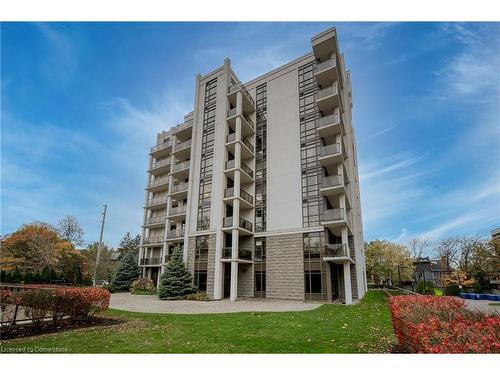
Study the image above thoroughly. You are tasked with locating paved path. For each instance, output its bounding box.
[110,293,322,314]
[463,299,500,315]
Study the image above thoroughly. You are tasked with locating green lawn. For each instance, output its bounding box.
[0,290,396,353]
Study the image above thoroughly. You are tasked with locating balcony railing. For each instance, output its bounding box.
[315,83,339,101]
[317,113,340,128]
[172,160,190,172]
[150,141,171,153]
[197,219,210,231]
[241,161,254,178]
[239,218,253,232]
[322,208,346,222]
[142,236,164,245]
[148,177,169,187]
[174,139,191,152]
[167,229,185,238]
[145,197,167,206]
[145,216,167,225]
[242,112,254,130]
[172,120,193,134]
[242,137,254,153]
[224,187,235,198]
[319,143,341,158]
[240,189,253,205]
[169,205,187,216]
[222,247,253,260]
[314,57,336,74]
[150,158,170,170]
[139,257,162,266]
[225,159,235,170]
[227,108,237,118]
[320,174,343,189]
[228,83,255,109]
[171,182,189,193]
[226,133,236,143]
[324,243,349,258]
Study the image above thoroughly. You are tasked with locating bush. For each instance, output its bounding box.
[21,289,54,326]
[130,278,156,295]
[444,284,461,296]
[389,295,500,353]
[416,280,435,295]
[185,292,208,301]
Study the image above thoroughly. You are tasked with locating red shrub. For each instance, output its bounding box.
[389,295,500,353]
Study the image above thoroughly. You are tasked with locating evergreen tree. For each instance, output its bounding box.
[112,250,140,291]
[157,247,196,299]
[117,232,141,260]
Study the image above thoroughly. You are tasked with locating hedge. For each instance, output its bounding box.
[1,286,110,325]
[389,295,500,353]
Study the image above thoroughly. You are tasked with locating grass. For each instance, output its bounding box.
[489,302,500,306]
[0,290,396,353]
[434,288,444,296]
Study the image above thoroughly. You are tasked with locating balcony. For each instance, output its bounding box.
[227,83,255,114]
[224,159,254,183]
[323,244,354,264]
[221,247,253,262]
[225,133,254,159]
[168,205,187,217]
[142,236,164,245]
[321,208,352,232]
[139,257,162,266]
[318,143,344,166]
[314,57,338,86]
[224,187,254,208]
[171,160,190,178]
[172,120,193,137]
[315,83,343,113]
[169,182,189,197]
[149,158,171,174]
[147,177,169,192]
[144,215,167,227]
[167,229,185,240]
[144,197,168,209]
[172,139,191,160]
[317,112,344,137]
[150,140,172,156]
[319,174,346,199]
[227,108,255,136]
[223,217,253,234]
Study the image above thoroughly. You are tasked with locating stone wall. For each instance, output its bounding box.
[266,233,304,300]
[206,234,216,299]
[238,263,254,298]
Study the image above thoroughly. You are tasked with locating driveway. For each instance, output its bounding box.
[110,293,322,314]
[463,299,500,315]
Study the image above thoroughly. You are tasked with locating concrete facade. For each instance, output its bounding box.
[139,27,367,304]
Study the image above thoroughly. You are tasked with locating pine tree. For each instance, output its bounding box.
[112,250,140,291]
[157,247,196,299]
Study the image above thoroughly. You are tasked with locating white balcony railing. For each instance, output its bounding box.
[174,139,191,152]
[314,57,336,74]
[172,160,190,172]
[169,205,187,216]
[319,143,341,157]
[145,216,167,225]
[315,83,339,101]
[322,208,346,222]
[321,174,343,189]
[317,113,340,128]
[145,197,167,206]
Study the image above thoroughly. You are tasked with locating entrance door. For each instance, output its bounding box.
[223,263,231,298]
[151,267,159,287]
[330,264,339,300]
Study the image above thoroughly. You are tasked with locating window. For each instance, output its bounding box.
[194,271,207,292]
[304,271,322,294]
[254,83,268,232]
[255,271,266,292]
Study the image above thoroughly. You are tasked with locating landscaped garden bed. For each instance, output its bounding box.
[389,295,500,353]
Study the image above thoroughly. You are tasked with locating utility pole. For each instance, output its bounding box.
[93,204,107,287]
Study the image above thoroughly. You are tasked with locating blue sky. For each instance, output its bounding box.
[1,22,499,248]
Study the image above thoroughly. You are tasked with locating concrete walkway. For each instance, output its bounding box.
[110,293,322,314]
[464,299,500,315]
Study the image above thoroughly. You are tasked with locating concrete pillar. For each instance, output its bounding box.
[213,230,223,300]
[343,262,352,305]
[325,262,333,302]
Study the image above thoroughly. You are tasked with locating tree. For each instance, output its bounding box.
[83,242,116,283]
[0,222,60,274]
[55,241,88,284]
[407,238,432,259]
[56,215,85,246]
[435,237,462,273]
[117,232,141,259]
[469,238,499,288]
[365,240,415,285]
[157,247,196,299]
[112,250,140,291]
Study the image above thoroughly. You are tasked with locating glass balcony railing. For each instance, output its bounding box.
[241,161,254,178]
[222,247,253,260]
[242,112,255,130]
[145,216,167,225]
[172,160,190,172]
[142,236,164,245]
[227,108,237,118]
[170,182,189,193]
[324,243,349,258]
[240,189,253,205]
[226,133,236,143]
[319,143,341,157]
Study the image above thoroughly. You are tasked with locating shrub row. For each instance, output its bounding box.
[389,295,500,353]
[1,287,110,326]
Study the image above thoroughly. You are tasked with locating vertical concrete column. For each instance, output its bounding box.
[325,263,333,302]
[213,230,223,300]
[343,262,352,305]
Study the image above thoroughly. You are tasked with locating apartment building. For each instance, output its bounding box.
[139,27,367,304]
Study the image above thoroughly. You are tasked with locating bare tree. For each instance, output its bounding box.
[407,238,432,259]
[457,235,483,276]
[435,237,462,273]
[57,215,85,246]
